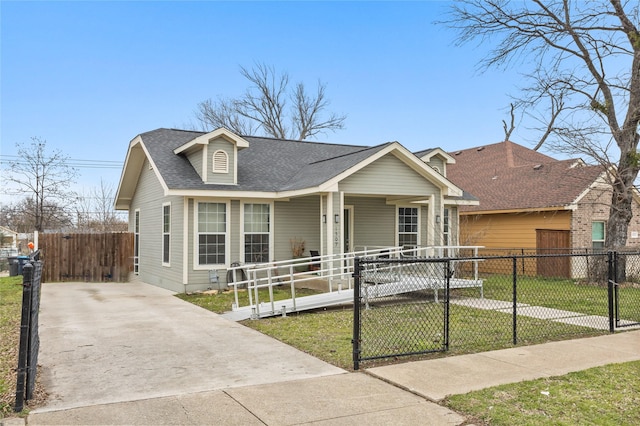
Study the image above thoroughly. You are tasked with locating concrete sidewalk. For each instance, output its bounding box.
[18,329,640,425]
[368,329,640,402]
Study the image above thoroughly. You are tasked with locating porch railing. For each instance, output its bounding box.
[225,245,483,318]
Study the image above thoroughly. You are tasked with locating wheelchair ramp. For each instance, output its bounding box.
[221,289,354,321]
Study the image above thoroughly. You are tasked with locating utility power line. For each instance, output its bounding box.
[0,155,123,169]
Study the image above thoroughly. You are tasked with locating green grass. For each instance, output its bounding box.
[456,274,640,322]
[237,301,605,370]
[0,275,24,417]
[176,286,323,314]
[243,307,355,369]
[444,360,640,425]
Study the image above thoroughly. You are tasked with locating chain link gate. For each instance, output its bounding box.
[352,257,451,370]
[610,251,640,329]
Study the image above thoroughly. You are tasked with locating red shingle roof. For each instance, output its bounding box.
[447,141,603,212]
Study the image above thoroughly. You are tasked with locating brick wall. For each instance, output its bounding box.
[571,184,640,249]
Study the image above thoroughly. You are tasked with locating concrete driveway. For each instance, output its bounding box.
[35,282,344,413]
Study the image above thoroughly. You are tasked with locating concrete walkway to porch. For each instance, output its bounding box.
[452,297,640,330]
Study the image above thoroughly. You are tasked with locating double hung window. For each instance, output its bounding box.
[244,203,270,263]
[398,207,418,248]
[198,202,227,265]
[592,221,605,250]
[162,203,170,265]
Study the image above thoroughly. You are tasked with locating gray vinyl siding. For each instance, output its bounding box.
[274,196,321,261]
[207,138,235,185]
[344,197,395,249]
[340,155,439,196]
[186,149,204,180]
[129,159,184,292]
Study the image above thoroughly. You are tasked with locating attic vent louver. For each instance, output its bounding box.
[455,151,462,155]
[213,150,229,173]
[477,147,485,151]
[533,164,543,170]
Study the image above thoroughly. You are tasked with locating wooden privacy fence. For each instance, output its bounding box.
[39,232,134,282]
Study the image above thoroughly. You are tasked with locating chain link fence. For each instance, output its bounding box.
[14,253,43,412]
[353,251,640,369]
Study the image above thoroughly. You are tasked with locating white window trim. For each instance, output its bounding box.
[395,205,421,247]
[134,209,140,275]
[240,201,274,264]
[443,208,450,246]
[193,200,231,270]
[212,150,229,174]
[162,202,171,267]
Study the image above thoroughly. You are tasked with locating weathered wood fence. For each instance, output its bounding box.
[39,232,134,282]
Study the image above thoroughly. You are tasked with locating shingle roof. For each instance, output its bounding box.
[446,141,603,212]
[139,128,388,192]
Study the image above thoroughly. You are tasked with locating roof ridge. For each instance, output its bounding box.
[243,134,367,148]
[307,142,392,165]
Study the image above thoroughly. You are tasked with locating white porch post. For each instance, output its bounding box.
[326,193,334,257]
[183,198,189,285]
[339,191,345,255]
[320,195,325,255]
[427,194,435,246]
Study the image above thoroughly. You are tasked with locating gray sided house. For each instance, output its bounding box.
[115,128,477,293]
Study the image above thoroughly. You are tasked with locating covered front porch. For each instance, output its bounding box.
[270,191,459,267]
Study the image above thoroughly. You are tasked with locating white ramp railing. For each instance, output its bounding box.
[226,247,402,318]
[225,245,483,318]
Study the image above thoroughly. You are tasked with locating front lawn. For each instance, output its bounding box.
[444,360,640,425]
[0,275,26,417]
[177,286,322,314]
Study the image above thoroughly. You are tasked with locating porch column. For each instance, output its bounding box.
[326,192,334,257]
[183,197,189,285]
[338,191,345,255]
[326,191,343,255]
[320,195,325,255]
[427,194,436,246]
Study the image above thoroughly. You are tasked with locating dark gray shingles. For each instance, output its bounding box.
[139,129,376,192]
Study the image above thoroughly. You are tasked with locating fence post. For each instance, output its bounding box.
[14,263,33,412]
[512,257,518,345]
[352,257,361,370]
[607,251,615,333]
[444,260,450,350]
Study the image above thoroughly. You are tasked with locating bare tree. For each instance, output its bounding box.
[445,0,640,250]
[194,63,347,140]
[0,198,73,233]
[3,137,79,232]
[75,180,127,232]
[502,103,516,141]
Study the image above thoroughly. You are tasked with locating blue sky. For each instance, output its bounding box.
[1,1,538,202]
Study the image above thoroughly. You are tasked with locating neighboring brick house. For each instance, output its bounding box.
[444,140,640,277]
